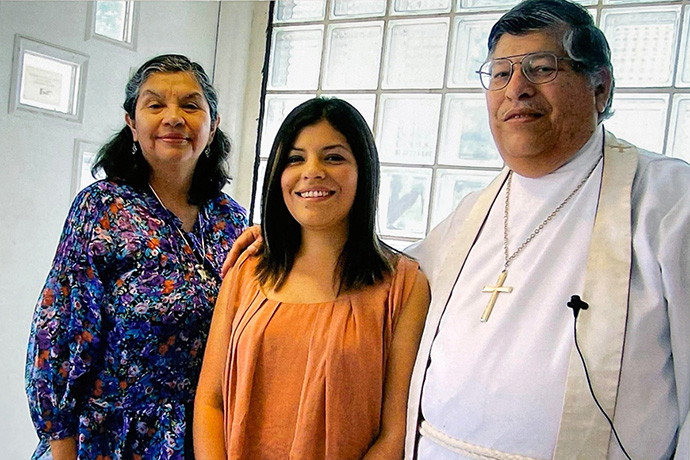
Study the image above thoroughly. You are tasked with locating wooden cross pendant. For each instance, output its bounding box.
[480,270,513,322]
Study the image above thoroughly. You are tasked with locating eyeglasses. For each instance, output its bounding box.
[476,52,573,91]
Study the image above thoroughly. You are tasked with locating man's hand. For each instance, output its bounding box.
[222,225,263,278]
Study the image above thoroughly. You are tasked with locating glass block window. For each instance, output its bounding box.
[254,0,690,246]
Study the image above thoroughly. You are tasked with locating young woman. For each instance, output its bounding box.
[194,98,430,460]
[25,54,247,460]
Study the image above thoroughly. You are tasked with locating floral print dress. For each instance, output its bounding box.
[25,180,247,460]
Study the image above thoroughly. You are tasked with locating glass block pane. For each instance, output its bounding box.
[456,0,519,12]
[394,0,451,14]
[332,0,386,18]
[378,166,432,238]
[252,160,268,224]
[268,26,323,90]
[601,7,680,87]
[95,1,128,41]
[260,94,314,157]
[376,94,442,165]
[438,94,503,167]
[448,14,500,88]
[666,94,690,162]
[323,22,383,90]
[275,0,326,22]
[321,94,376,130]
[457,0,595,8]
[605,93,669,153]
[382,19,449,89]
[675,6,690,87]
[430,169,497,228]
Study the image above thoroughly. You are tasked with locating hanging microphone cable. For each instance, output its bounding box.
[566,295,634,460]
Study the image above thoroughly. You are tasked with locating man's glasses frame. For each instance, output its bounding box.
[476,51,573,91]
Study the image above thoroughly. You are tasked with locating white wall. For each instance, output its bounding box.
[0,1,266,456]
[215,1,269,209]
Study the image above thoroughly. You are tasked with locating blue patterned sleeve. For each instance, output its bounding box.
[25,188,108,441]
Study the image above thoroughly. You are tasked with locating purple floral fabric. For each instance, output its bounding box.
[25,180,247,460]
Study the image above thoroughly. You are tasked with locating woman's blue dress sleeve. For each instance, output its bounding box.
[25,188,108,441]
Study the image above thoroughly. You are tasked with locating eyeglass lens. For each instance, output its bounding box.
[480,53,559,90]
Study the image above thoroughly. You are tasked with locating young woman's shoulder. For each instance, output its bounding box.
[382,253,427,299]
[385,253,426,305]
[393,253,421,274]
[218,251,263,311]
[384,252,422,284]
[225,251,262,287]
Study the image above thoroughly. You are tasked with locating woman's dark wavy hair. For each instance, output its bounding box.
[256,97,395,293]
[91,54,231,204]
[488,0,615,121]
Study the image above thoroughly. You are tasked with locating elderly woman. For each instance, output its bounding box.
[25,54,247,460]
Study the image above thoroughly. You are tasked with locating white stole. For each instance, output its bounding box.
[405,131,640,459]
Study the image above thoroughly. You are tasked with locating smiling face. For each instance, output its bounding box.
[125,71,218,177]
[486,30,610,177]
[280,119,358,236]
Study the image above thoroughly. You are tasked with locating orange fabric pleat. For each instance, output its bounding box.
[221,254,419,460]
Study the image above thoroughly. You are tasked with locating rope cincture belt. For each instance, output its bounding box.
[419,420,542,460]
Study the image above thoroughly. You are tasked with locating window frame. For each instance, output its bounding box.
[86,0,138,50]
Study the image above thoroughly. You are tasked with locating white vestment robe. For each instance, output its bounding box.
[405,128,690,460]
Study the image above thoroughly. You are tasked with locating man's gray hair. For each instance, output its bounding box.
[488,0,614,121]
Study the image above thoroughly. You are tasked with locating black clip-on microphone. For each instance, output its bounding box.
[567,295,589,318]
[566,295,633,460]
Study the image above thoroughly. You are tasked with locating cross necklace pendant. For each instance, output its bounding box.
[480,156,602,322]
[480,270,513,322]
[178,220,211,282]
[195,262,210,282]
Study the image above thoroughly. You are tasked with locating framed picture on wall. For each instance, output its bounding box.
[9,35,88,122]
[72,139,104,197]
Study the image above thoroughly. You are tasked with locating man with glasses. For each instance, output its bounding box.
[404,0,690,458]
[224,0,689,457]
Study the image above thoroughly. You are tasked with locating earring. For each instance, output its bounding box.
[204,146,211,158]
[131,143,137,156]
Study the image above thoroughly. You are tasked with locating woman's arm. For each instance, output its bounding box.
[194,271,238,460]
[26,189,107,454]
[363,269,431,460]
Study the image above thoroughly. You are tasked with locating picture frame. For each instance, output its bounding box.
[71,139,104,197]
[9,35,88,123]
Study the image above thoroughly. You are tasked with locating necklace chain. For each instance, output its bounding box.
[502,155,603,270]
[148,184,208,270]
